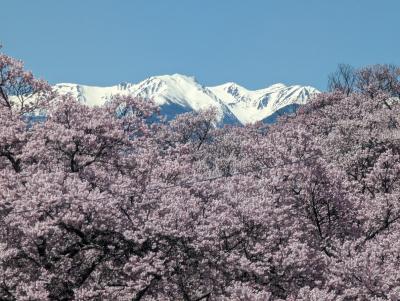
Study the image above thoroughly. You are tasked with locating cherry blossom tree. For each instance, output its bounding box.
[2,51,400,300]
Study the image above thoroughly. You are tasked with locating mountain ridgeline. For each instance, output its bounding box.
[54,74,319,125]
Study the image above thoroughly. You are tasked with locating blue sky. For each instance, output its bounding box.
[2,0,399,90]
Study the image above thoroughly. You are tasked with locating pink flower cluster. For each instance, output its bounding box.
[1,52,400,300]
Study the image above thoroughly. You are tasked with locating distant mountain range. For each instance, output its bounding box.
[54,74,320,125]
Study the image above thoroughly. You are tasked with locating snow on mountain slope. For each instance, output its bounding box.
[54,74,240,124]
[209,82,319,124]
[54,83,122,107]
[53,74,319,125]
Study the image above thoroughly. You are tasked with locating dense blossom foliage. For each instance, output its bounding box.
[1,52,400,300]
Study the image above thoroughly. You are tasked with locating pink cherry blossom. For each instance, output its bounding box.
[1,52,400,300]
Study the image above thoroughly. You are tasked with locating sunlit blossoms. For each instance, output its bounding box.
[1,52,400,300]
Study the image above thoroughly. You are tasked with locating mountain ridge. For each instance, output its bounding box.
[54,74,320,125]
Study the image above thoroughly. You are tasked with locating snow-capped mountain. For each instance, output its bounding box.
[54,74,319,125]
[209,82,319,124]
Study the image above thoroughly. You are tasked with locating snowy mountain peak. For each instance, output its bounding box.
[223,83,249,97]
[142,74,198,89]
[209,82,319,124]
[53,75,319,125]
[266,83,286,89]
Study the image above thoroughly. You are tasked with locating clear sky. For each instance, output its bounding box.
[1,0,399,90]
